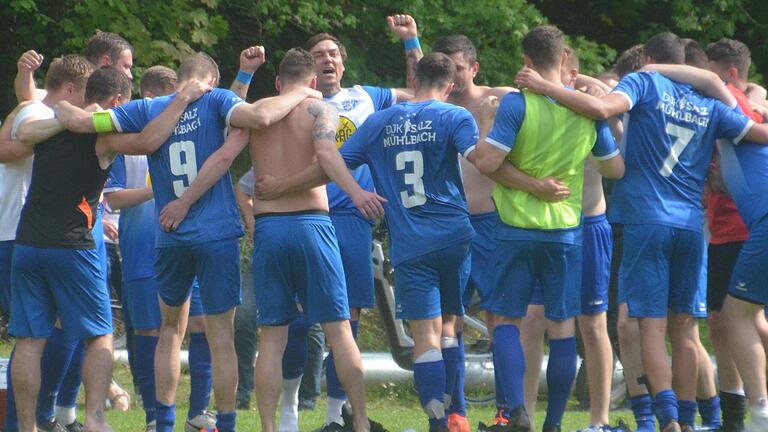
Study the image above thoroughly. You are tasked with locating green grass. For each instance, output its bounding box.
[88,354,636,431]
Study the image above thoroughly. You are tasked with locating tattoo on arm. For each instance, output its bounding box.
[406,48,423,88]
[308,101,339,142]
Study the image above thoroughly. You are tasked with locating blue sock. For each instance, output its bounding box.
[653,389,679,429]
[413,349,447,427]
[698,396,722,427]
[326,320,359,401]
[448,332,467,416]
[134,335,159,424]
[5,348,18,432]
[188,333,212,420]
[490,342,508,410]
[283,314,310,380]
[56,341,85,409]
[216,411,236,432]
[493,325,525,410]
[155,402,175,432]
[441,337,460,413]
[678,399,697,427]
[543,337,577,429]
[37,328,77,425]
[630,394,656,432]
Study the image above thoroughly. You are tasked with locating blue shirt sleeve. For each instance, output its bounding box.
[713,101,753,143]
[104,155,127,191]
[486,92,526,153]
[450,108,480,157]
[612,72,652,110]
[109,98,151,133]
[362,86,396,111]
[340,119,375,170]
[591,121,620,159]
[211,88,246,126]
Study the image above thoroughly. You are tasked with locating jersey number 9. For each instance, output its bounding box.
[169,140,198,198]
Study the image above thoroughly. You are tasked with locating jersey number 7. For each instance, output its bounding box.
[660,123,695,177]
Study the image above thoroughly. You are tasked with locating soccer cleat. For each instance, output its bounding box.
[447,413,470,432]
[477,407,531,432]
[316,422,347,432]
[38,419,68,432]
[746,414,768,432]
[541,425,561,432]
[185,411,218,432]
[574,426,607,432]
[610,419,633,432]
[64,421,84,432]
[339,403,388,432]
[145,420,157,432]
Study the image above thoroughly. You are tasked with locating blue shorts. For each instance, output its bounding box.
[330,211,374,309]
[581,214,612,315]
[0,241,13,314]
[620,224,707,318]
[728,218,768,305]
[394,241,470,320]
[9,244,113,341]
[464,212,497,309]
[490,239,582,321]
[124,277,205,330]
[93,204,108,276]
[252,212,349,325]
[154,237,241,315]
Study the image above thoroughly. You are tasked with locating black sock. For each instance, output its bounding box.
[720,390,746,429]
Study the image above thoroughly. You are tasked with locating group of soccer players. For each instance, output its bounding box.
[1,11,768,432]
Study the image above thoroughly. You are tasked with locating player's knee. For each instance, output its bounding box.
[617,314,639,343]
[579,316,607,343]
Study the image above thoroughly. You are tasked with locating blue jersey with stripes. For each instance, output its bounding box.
[109,89,245,246]
[340,99,478,265]
[610,71,752,230]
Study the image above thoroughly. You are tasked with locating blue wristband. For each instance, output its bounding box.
[404,37,421,51]
[236,70,253,84]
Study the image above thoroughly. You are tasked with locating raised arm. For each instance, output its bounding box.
[15,50,45,102]
[0,103,34,162]
[309,100,386,218]
[515,67,630,120]
[229,86,322,130]
[641,64,736,107]
[159,128,250,231]
[229,45,265,100]
[388,14,422,96]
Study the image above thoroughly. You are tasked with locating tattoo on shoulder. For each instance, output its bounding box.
[309,101,338,142]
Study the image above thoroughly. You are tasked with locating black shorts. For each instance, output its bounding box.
[707,241,745,312]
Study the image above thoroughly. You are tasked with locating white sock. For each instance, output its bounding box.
[326,396,346,426]
[54,405,77,426]
[278,376,302,432]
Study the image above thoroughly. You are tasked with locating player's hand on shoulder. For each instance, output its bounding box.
[532,176,571,202]
[253,174,283,200]
[351,189,387,220]
[387,14,418,41]
[582,84,606,98]
[178,79,213,103]
[479,95,500,126]
[159,198,191,232]
[102,219,118,242]
[515,66,547,94]
[240,45,266,73]
[18,50,44,73]
[301,87,324,101]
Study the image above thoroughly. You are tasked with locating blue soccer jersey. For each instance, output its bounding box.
[326,85,396,217]
[104,155,156,281]
[610,72,753,230]
[340,100,477,265]
[109,89,245,246]
[718,140,768,227]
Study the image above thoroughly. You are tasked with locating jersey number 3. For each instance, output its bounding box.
[660,123,695,177]
[169,140,198,198]
[396,150,426,208]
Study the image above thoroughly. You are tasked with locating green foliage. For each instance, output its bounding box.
[2,0,767,115]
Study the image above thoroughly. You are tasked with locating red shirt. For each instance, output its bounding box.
[706,84,762,244]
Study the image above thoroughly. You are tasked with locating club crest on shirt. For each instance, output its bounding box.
[340,99,360,112]
[336,116,357,148]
